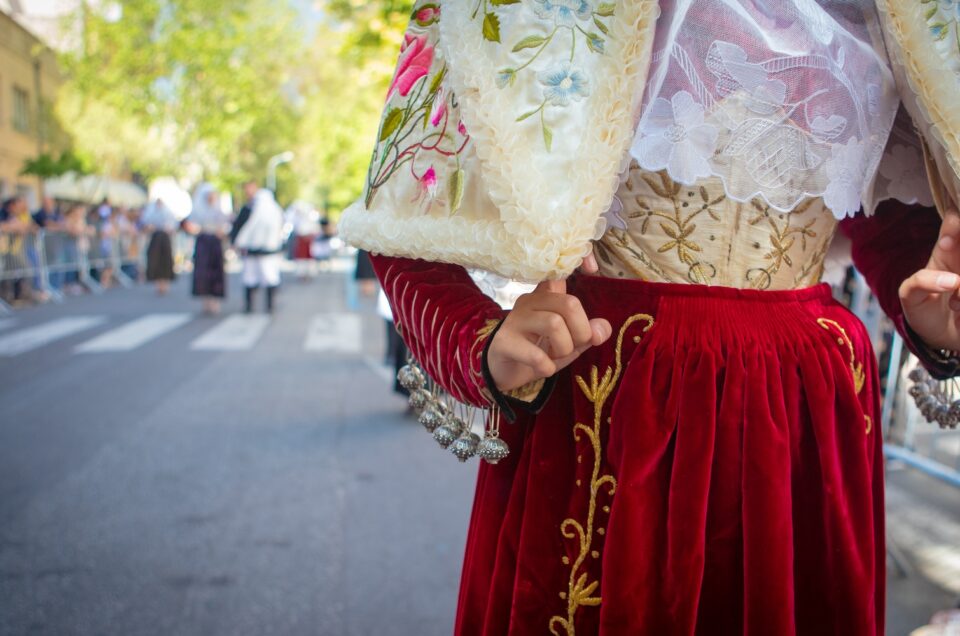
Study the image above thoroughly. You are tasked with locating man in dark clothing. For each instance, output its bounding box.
[229,180,259,245]
[32,197,62,229]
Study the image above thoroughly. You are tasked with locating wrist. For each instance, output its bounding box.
[480,320,557,422]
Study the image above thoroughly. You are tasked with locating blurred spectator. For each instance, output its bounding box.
[62,204,90,295]
[116,207,143,281]
[141,199,178,296]
[355,248,377,297]
[378,288,410,397]
[187,183,230,315]
[286,200,321,281]
[34,197,66,291]
[313,215,334,270]
[97,206,118,288]
[233,188,284,314]
[32,197,63,230]
[0,196,39,304]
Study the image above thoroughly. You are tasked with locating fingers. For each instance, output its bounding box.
[493,330,557,378]
[899,268,960,309]
[929,209,960,271]
[580,250,599,275]
[518,311,576,357]
[518,290,593,346]
[534,279,567,295]
[589,318,612,346]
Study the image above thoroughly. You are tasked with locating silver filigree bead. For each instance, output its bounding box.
[398,364,426,391]
[917,395,939,412]
[933,404,951,425]
[908,384,926,400]
[408,388,431,412]
[450,432,481,462]
[908,367,929,383]
[442,413,465,434]
[418,403,444,432]
[477,436,510,465]
[433,423,460,448]
[949,400,960,420]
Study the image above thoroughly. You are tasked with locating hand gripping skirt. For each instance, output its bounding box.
[456,277,884,636]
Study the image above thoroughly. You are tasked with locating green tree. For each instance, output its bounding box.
[61,0,306,192]
[291,0,413,214]
[20,150,90,179]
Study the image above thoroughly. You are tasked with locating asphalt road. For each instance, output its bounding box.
[0,261,957,635]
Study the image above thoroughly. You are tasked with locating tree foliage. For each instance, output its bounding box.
[61,0,305,192]
[57,0,415,210]
[292,0,413,213]
[20,150,90,179]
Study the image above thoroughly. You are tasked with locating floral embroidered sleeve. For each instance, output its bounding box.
[371,253,508,408]
[840,200,960,379]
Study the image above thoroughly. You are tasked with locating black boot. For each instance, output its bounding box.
[266,286,278,313]
[244,286,257,314]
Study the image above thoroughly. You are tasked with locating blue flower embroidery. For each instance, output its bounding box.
[532,0,592,28]
[538,63,590,106]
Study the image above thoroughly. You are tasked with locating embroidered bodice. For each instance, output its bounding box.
[595,163,837,289]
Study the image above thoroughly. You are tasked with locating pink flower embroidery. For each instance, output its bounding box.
[415,166,438,201]
[458,120,467,136]
[387,34,434,101]
[429,88,447,127]
[414,4,440,27]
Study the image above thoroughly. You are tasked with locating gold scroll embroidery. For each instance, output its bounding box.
[549,313,655,636]
[817,317,872,434]
[467,318,503,388]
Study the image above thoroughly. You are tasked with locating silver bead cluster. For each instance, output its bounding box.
[398,359,510,464]
[907,367,960,429]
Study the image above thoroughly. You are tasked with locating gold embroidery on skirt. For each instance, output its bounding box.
[817,317,872,434]
[817,318,866,393]
[549,313,655,636]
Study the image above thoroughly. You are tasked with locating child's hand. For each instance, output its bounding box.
[486,279,611,392]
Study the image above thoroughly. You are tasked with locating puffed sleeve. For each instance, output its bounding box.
[372,253,558,419]
[372,253,507,408]
[839,200,960,379]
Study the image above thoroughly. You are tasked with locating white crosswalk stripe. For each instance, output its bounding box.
[0,316,107,356]
[304,314,362,354]
[190,314,271,351]
[76,313,193,353]
[0,318,16,332]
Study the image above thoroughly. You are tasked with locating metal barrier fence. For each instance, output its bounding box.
[0,228,147,313]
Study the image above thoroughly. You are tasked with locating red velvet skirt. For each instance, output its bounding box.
[456,277,884,636]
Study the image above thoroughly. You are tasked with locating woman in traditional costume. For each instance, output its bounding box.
[141,198,178,296]
[286,200,322,281]
[341,2,960,633]
[232,188,285,314]
[187,182,230,314]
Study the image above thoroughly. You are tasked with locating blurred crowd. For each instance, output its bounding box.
[0,195,144,304]
[0,185,337,310]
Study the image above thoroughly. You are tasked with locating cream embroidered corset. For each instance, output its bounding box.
[594,163,838,290]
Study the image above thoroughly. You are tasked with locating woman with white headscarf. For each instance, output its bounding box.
[140,198,179,296]
[231,188,284,313]
[187,182,230,314]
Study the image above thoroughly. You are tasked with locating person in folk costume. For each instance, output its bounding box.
[342,1,960,633]
[186,182,230,315]
[141,198,179,296]
[285,200,322,281]
[232,188,285,314]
